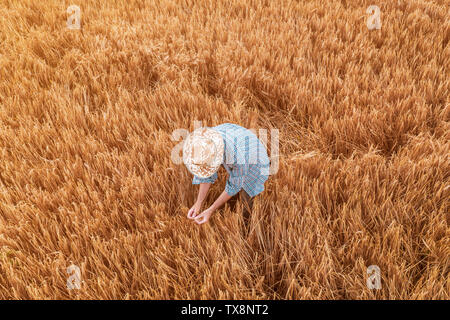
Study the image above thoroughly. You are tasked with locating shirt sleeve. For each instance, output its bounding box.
[225,164,248,196]
[192,172,218,185]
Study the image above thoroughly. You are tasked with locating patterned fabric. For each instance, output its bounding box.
[192,123,270,197]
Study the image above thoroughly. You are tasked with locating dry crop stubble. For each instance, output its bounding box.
[0,0,448,299]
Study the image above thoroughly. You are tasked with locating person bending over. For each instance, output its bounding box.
[182,123,270,231]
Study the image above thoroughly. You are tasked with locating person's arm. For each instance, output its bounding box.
[188,173,218,219]
[194,163,249,224]
[194,189,232,225]
[210,190,232,211]
[187,183,211,219]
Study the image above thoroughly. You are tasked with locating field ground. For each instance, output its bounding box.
[0,0,448,299]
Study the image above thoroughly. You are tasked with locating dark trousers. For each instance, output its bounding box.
[227,190,253,234]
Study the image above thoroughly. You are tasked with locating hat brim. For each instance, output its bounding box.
[182,127,224,178]
[186,162,221,178]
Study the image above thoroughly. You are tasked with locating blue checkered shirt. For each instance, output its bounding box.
[192,123,270,197]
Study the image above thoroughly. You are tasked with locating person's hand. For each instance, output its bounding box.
[194,207,214,225]
[187,202,202,219]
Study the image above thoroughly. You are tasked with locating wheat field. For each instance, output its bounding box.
[0,0,448,300]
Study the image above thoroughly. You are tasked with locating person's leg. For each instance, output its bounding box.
[239,190,253,233]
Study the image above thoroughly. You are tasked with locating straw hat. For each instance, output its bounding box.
[183,127,224,178]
